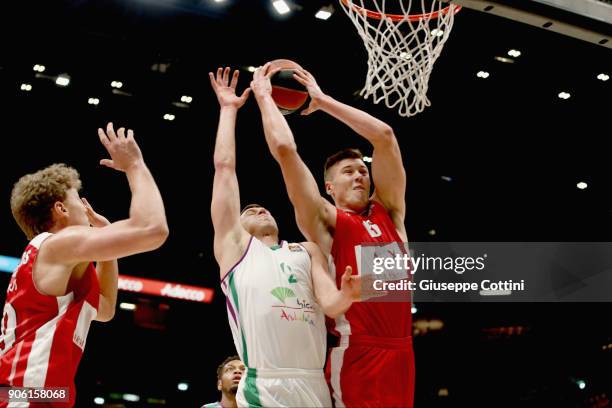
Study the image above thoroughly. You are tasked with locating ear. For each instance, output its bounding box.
[52,201,69,220]
[217,379,222,391]
[324,181,333,197]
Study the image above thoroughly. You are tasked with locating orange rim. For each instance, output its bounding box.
[340,0,461,22]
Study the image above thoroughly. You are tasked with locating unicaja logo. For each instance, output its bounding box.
[160,284,205,302]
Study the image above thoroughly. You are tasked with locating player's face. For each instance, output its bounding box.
[240,206,279,236]
[218,359,245,395]
[62,188,89,227]
[327,158,371,211]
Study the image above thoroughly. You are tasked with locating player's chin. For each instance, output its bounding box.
[351,193,369,208]
[229,384,240,394]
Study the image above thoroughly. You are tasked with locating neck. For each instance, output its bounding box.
[336,200,369,215]
[47,224,65,235]
[220,392,237,408]
[255,233,279,247]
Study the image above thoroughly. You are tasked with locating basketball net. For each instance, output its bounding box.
[339,0,460,117]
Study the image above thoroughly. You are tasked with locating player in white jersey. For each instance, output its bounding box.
[209,67,360,407]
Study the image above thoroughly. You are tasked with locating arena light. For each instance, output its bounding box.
[163,113,175,121]
[494,56,514,64]
[597,73,609,81]
[362,156,372,163]
[558,91,571,99]
[399,52,412,60]
[120,302,136,311]
[411,305,417,314]
[507,49,521,57]
[577,181,588,190]
[430,28,444,37]
[315,6,333,20]
[476,71,490,79]
[272,0,290,15]
[94,397,105,405]
[87,98,100,106]
[577,380,586,390]
[180,95,193,103]
[33,64,46,73]
[111,81,123,89]
[123,394,140,402]
[20,83,32,92]
[247,66,257,73]
[428,229,436,236]
[177,382,189,391]
[55,75,70,87]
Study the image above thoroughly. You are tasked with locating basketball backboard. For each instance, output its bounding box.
[444,0,612,48]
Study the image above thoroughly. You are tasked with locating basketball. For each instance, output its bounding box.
[268,59,309,115]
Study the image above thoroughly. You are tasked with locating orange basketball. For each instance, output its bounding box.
[268,59,309,115]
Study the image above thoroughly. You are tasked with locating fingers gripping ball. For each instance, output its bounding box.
[268,59,309,115]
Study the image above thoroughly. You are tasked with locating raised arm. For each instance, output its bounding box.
[35,123,168,297]
[302,242,359,319]
[209,67,252,272]
[294,69,406,228]
[44,123,168,266]
[251,63,335,251]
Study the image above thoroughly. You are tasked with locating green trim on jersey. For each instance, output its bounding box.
[244,368,263,407]
[269,244,282,251]
[202,402,222,408]
[229,271,249,367]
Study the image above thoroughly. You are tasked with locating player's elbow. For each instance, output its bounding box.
[213,157,236,171]
[371,125,397,150]
[270,138,297,159]
[378,125,395,142]
[147,222,170,249]
[135,222,169,251]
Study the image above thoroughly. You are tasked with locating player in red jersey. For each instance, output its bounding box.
[252,63,413,407]
[0,123,168,407]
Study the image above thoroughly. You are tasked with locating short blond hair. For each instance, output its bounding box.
[10,163,82,239]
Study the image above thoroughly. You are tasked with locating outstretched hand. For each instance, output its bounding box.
[209,67,251,109]
[250,62,282,101]
[98,122,144,173]
[292,68,325,115]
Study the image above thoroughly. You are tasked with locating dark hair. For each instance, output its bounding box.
[216,355,241,380]
[240,203,265,215]
[323,148,364,181]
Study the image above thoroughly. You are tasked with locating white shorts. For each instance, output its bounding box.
[236,367,332,408]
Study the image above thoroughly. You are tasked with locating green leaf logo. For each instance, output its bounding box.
[270,287,296,304]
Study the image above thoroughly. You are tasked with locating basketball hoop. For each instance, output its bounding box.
[339,0,461,117]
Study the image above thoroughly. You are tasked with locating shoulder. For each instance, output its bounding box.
[299,242,323,258]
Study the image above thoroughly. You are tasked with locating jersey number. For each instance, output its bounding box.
[0,303,17,355]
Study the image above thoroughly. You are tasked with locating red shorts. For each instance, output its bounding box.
[325,334,415,408]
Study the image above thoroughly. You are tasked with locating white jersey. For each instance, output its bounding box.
[220,238,326,370]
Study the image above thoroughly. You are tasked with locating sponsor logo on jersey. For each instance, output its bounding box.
[287,244,304,252]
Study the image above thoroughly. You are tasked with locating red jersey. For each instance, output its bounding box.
[0,233,100,407]
[330,200,411,338]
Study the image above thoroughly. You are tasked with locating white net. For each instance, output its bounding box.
[339,0,459,117]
